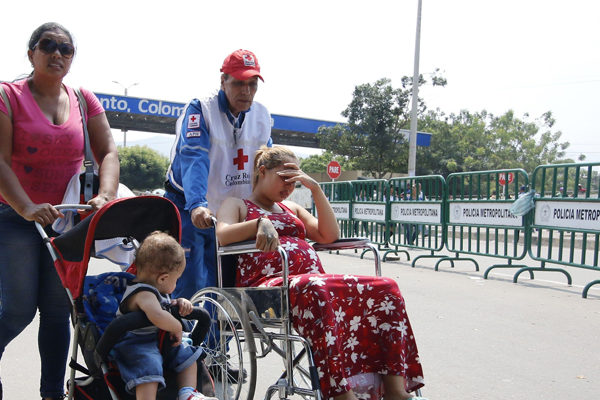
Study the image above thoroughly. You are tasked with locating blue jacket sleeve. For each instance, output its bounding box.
[174,100,211,211]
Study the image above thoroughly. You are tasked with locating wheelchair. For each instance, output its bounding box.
[189,228,384,400]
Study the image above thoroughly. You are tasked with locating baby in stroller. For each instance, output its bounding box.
[35,196,215,399]
[110,231,216,400]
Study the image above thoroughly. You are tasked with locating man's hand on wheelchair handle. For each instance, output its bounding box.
[191,206,213,229]
[255,217,280,252]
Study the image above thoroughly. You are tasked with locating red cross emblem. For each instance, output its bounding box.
[188,114,200,129]
[233,148,248,170]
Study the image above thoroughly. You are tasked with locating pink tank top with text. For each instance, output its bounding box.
[0,80,104,205]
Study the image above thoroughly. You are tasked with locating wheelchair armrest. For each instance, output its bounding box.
[312,237,382,277]
[217,240,260,255]
[312,237,371,251]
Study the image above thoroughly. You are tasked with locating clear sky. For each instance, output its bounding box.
[2,0,599,162]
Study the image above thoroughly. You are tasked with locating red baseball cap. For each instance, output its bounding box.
[220,49,264,82]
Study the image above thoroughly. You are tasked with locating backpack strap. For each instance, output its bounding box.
[0,85,12,121]
[74,88,95,202]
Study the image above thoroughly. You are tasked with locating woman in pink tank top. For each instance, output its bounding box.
[0,22,119,400]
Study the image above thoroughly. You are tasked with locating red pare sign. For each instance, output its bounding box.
[327,161,342,180]
[498,172,514,185]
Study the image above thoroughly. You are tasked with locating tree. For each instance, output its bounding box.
[118,145,170,191]
[418,109,572,177]
[317,75,445,178]
[300,151,357,173]
[418,109,491,176]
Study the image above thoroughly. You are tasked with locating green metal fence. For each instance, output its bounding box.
[444,169,530,273]
[349,179,388,252]
[310,163,599,299]
[523,162,600,297]
[384,176,446,265]
[319,181,354,238]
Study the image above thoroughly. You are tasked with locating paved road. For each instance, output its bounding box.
[2,248,599,399]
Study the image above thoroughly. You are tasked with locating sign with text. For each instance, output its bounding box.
[352,203,386,222]
[534,200,600,230]
[330,203,351,219]
[449,202,522,227]
[327,161,342,180]
[498,172,514,186]
[390,202,442,224]
[96,93,186,118]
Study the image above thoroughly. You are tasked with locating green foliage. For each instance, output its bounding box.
[317,76,442,178]
[118,145,169,190]
[314,70,575,179]
[300,151,357,173]
[418,109,571,177]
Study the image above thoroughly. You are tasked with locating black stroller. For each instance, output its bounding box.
[36,196,214,399]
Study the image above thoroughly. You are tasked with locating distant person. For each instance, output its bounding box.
[388,186,399,202]
[403,187,418,245]
[0,22,119,400]
[110,231,215,400]
[165,49,272,300]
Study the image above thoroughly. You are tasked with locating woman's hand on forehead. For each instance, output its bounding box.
[277,164,319,190]
[282,162,299,170]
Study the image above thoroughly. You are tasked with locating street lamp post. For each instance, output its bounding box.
[408,0,423,177]
[112,80,139,147]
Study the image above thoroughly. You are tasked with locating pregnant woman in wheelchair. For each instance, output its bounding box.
[216,146,425,400]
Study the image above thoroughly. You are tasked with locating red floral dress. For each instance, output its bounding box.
[237,200,424,398]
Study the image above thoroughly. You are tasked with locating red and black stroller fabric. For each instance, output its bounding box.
[44,196,212,399]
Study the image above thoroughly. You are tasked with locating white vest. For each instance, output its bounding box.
[201,96,271,213]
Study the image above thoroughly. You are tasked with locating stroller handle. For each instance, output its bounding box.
[35,204,96,261]
[34,204,94,230]
[54,204,95,211]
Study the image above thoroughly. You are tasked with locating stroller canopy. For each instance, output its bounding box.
[51,196,181,300]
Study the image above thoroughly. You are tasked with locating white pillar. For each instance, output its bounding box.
[408,0,423,177]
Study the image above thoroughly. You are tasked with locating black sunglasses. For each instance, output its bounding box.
[34,38,75,58]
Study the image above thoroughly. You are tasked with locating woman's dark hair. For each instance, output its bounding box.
[28,22,74,51]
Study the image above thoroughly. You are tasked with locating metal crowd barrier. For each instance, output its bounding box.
[443,169,529,273]
[523,162,600,297]
[318,181,354,238]
[349,179,388,259]
[310,163,599,298]
[384,176,446,265]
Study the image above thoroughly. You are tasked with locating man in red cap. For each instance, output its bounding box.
[164,49,272,301]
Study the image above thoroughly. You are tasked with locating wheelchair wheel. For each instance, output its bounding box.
[190,289,257,400]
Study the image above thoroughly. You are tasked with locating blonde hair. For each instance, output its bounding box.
[135,231,185,274]
[253,145,299,185]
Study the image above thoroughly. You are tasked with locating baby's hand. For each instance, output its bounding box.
[170,329,182,347]
[172,298,193,317]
